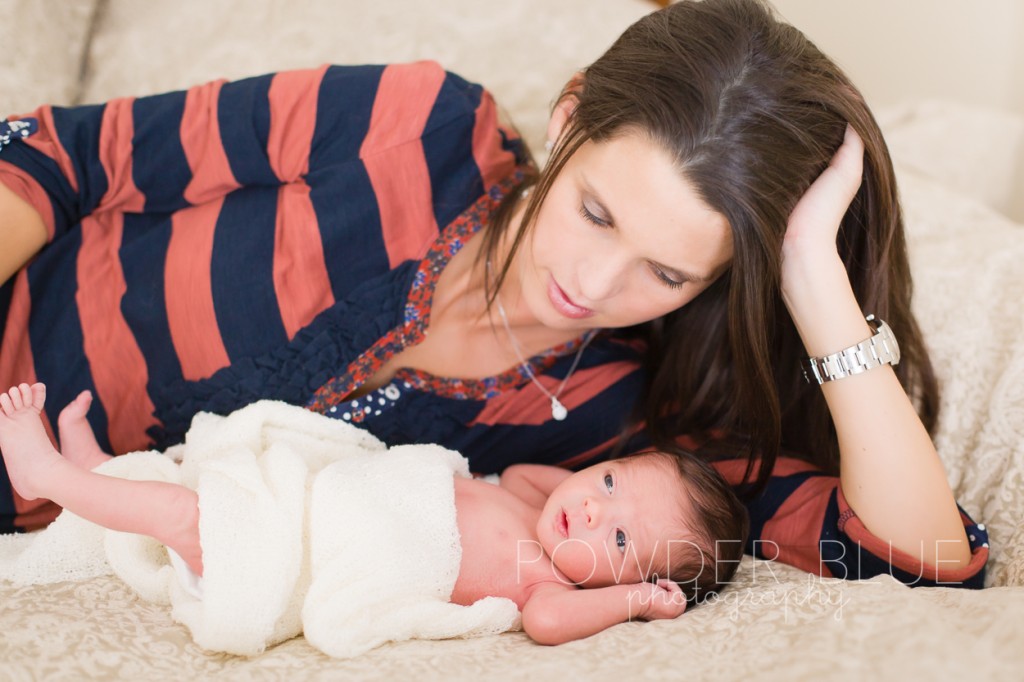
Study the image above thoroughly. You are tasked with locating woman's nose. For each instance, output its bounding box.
[578,253,626,302]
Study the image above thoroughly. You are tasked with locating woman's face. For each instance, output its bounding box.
[515,131,733,333]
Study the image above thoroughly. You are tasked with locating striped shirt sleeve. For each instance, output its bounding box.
[2,70,288,242]
[711,457,989,588]
[1,61,515,248]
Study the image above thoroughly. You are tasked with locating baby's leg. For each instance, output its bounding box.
[0,382,57,499]
[56,390,113,470]
[0,383,203,575]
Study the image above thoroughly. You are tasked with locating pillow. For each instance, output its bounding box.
[881,100,1024,223]
[899,165,1024,587]
[80,0,655,153]
[0,0,98,115]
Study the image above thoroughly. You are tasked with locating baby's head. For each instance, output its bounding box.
[536,450,748,603]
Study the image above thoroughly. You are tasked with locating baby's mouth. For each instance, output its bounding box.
[558,509,569,538]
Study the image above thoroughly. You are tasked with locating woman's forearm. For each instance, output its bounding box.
[0,180,46,286]
[783,252,971,570]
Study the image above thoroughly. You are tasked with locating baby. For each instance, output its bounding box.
[0,383,747,647]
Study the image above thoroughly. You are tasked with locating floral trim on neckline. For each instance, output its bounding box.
[0,118,38,152]
[307,167,597,412]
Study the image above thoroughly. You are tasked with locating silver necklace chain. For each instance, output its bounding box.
[489,262,596,421]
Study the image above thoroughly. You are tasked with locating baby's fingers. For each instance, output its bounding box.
[649,580,687,618]
[655,578,682,594]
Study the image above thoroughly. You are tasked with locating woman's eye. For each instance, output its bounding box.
[579,203,610,228]
[604,473,614,492]
[616,530,627,553]
[649,263,686,290]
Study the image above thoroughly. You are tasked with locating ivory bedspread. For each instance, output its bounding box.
[1,1,1022,678]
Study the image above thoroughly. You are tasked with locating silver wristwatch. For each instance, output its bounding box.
[801,315,901,384]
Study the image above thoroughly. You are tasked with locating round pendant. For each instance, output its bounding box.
[551,397,568,421]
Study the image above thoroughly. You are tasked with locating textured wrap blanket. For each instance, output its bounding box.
[0,400,520,657]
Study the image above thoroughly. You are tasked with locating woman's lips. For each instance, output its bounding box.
[547,278,595,320]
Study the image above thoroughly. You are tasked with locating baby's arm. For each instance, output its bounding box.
[499,464,573,509]
[521,579,687,645]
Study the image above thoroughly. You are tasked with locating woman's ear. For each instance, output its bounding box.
[546,72,584,148]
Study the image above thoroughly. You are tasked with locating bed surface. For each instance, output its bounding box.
[3,560,1022,681]
[2,1,1022,678]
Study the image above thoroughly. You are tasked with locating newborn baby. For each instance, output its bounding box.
[0,383,747,649]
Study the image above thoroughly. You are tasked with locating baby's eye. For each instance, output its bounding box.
[616,530,627,553]
[604,473,614,493]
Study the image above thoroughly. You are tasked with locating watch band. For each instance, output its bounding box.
[801,315,901,384]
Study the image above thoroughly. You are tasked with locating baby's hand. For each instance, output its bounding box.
[630,579,687,621]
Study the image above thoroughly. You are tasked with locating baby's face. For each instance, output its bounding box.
[536,455,688,588]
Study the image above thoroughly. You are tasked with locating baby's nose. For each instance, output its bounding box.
[583,497,600,527]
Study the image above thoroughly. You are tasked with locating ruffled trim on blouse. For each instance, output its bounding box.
[307,167,593,411]
[148,262,419,449]
[150,166,562,448]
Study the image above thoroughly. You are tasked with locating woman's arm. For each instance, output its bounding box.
[780,126,971,570]
[521,579,685,645]
[0,64,363,263]
[499,464,573,509]
[0,180,46,285]
[710,456,988,587]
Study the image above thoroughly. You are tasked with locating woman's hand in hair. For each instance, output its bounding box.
[777,124,871,354]
[779,124,864,297]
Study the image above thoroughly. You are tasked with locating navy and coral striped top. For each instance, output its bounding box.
[0,63,987,586]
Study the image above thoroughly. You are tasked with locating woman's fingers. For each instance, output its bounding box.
[783,124,865,256]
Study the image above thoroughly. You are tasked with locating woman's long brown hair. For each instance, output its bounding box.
[479,0,938,494]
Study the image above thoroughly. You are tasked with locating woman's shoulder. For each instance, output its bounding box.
[317,60,491,124]
[312,60,524,185]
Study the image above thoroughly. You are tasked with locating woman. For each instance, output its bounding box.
[0,0,987,587]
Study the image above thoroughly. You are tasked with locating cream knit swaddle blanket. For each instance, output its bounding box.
[0,400,520,657]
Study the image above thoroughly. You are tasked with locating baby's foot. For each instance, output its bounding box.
[0,383,62,500]
[57,390,112,470]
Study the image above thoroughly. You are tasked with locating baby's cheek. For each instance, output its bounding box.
[548,541,597,583]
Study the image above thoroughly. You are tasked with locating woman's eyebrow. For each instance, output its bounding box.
[581,180,715,284]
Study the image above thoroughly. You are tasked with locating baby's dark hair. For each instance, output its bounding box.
[621,448,749,604]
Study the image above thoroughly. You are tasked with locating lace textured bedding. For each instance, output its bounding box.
[1,1,1023,679]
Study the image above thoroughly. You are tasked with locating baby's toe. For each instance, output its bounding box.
[30,384,46,411]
